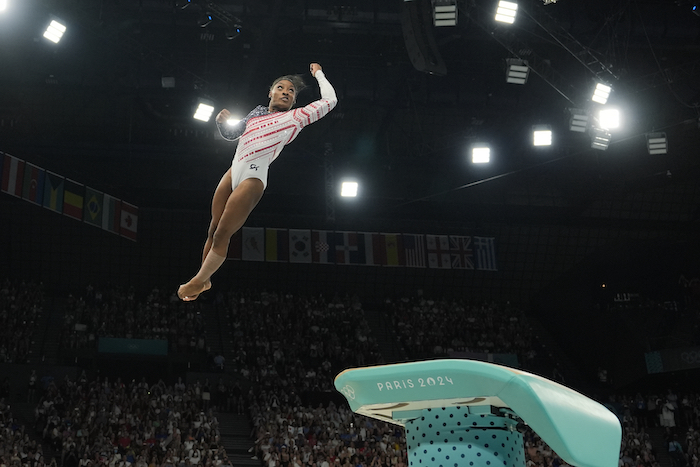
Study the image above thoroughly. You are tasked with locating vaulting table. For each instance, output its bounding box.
[334,359,621,467]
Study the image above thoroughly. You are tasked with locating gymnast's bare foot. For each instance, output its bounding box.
[177,280,212,301]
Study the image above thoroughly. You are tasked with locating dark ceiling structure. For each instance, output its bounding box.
[1,0,700,230]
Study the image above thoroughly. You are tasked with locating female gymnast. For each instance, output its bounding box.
[178,62,337,301]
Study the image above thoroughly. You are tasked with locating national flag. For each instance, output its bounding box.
[449,235,474,269]
[358,232,384,266]
[266,228,289,262]
[242,227,264,261]
[83,187,104,228]
[102,194,121,234]
[120,201,139,241]
[370,233,388,266]
[227,230,243,260]
[426,234,451,269]
[334,231,359,265]
[289,229,312,263]
[311,230,336,264]
[474,236,498,271]
[1,153,25,197]
[21,163,45,205]
[43,171,65,214]
[403,233,426,268]
[63,179,84,221]
[382,233,404,266]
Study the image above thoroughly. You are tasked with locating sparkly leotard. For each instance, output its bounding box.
[216,70,337,189]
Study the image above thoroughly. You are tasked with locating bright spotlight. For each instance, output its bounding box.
[598,108,620,129]
[43,20,67,44]
[0,0,7,12]
[532,126,552,146]
[592,82,612,104]
[495,1,518,24]
[472,145,490,164]
[226,118,241,126]
[193,101,215,122]
[340,181,358,197]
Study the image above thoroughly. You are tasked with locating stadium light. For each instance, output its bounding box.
[472,145,491,163]
[506,59,529,84]
[193,100,215,122]
[647,133,667,155]
[43,19,67,44]
[569,108,590,132]
[592,82,612,104]
[598,108,620,130]
[340,181,358,197]
[495,1,518,24]
[433,0,457,26]
[590,128,611,151]
[532,125,552,146]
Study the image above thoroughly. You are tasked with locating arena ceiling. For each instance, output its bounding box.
[1,0,700,230]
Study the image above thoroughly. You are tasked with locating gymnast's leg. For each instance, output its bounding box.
[178,176,264,301]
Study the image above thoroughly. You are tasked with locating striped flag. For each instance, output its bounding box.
[403,233,426,268]
[120,201,139,241]
[102,194,121,234]
[1,153,24,197]
[83,187,104,228]
[382,233,404,266]
[426,234,451,269]
[266,228,289,262]
[43,171,65,214]
[289,229,312,263]
[21,163,45,205]
[449,235,474,269]
[312,230,335,264]
[358,232,383,266]
[242,227,264,261]
[63,179,84,221]
[474,236,497,271]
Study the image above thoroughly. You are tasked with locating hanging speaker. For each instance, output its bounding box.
[401,0,447,76]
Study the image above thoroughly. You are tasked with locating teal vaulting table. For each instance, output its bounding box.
[334,359,621,467]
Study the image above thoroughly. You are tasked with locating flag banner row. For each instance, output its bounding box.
[1,151,139,241]
[227,228,498,270]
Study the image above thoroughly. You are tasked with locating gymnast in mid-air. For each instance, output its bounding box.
[178,62,337,301]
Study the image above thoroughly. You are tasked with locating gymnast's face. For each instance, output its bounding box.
[268,79,296,112]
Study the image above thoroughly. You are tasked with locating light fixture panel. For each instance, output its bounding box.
[590,128,611,150]
[533,129,552,146]
[506,59,529,84]
[592,83,612,104]
[472,146,491,163]
[193,102,215,122]
[340,181,359,197]
[43,20,67,44]
[647,133,668,155]
[495,1,518,23]
[598,108,620,130]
